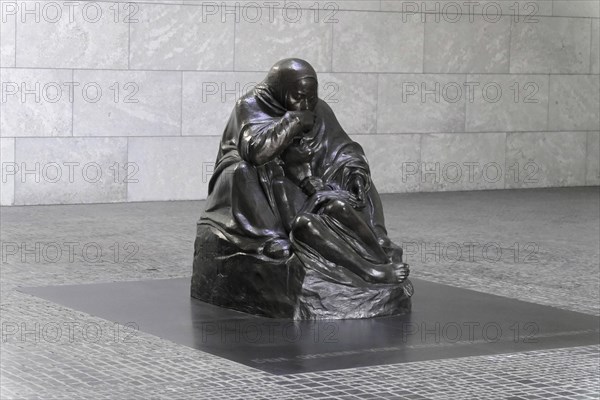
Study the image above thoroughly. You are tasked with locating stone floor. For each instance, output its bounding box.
[1,187,599,399]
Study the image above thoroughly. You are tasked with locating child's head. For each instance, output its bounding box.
[282,137,312,166]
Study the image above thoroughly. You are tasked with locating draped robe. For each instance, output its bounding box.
[198,80,394,284]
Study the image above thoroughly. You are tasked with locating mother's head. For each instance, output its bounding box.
[264,58,319,112]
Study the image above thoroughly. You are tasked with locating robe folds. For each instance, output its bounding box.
[198,78,397,285]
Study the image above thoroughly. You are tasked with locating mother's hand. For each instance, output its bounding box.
[287,110,316,133]
[347,175,367,210]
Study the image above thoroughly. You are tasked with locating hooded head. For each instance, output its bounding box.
[262,58,319,112]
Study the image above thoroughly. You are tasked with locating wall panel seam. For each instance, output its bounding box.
[590,18,594,74]
[71,69,75,136]
[2,66,599,76]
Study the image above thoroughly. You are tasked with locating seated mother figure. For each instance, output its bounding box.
[200,58,408,285]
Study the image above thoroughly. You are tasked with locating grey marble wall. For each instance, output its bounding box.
[0,0,598,205]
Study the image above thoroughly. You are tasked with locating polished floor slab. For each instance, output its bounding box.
[20,276,599,375]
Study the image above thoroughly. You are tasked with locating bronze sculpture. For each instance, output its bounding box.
[191,59,413,319]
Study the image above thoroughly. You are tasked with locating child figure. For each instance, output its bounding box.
[275,134,409,283]
[271,134,324,234]
[280,135,323,195]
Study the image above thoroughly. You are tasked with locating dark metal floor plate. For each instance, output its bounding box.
[19,278,600,375]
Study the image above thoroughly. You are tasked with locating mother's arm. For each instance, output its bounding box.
[239,112,307,166]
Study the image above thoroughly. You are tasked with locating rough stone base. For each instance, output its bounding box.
[295,270,412,319]
[191,224,413,319]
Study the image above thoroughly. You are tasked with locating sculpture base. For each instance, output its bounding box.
[191,225,413,319]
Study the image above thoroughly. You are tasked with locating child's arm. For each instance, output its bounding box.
[281,139,325,195]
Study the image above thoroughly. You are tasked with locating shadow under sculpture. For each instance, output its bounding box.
[191,59,413,319]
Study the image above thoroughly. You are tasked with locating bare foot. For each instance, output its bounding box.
[393,263,410,283]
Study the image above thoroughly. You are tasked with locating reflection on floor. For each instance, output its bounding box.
[1,187,599,398]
